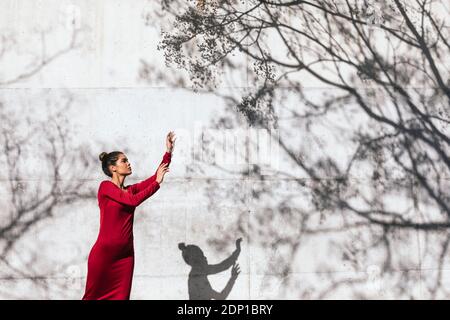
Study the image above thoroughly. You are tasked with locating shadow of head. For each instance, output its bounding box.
[178,243,208,268]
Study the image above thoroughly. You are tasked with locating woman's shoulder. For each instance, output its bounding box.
[98,180,113,192]
[99,180,112,186]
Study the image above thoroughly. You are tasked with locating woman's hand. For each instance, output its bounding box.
[166,131,176,153]
[156,163,170,184]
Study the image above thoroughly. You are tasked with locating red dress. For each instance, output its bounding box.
[82,152,171,300]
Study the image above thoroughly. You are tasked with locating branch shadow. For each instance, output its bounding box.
[141,0,450,299]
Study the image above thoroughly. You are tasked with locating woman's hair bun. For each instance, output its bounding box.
[178,243,186,251]
[99,152,108,162]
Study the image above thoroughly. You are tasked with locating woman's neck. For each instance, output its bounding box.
[111,175,126,189]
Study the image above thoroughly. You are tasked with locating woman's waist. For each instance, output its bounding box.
[95,235,134,247]
[91,238,134,258]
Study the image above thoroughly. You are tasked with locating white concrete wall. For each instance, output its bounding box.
[0,0,448,299]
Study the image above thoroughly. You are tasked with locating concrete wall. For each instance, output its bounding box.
[0,0,448,299]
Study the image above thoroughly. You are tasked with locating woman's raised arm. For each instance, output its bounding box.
[128,151,171,194]
[100,180,161,207]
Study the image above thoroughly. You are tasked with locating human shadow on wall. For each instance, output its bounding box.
[178,238,242,300]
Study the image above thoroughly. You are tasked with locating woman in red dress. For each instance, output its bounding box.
[82,131,176,300]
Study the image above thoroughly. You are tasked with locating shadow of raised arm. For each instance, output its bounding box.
[206,238,242,275]
[209,263,240,300]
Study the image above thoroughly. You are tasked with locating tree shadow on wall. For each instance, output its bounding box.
[0,15,102,298]
[0,94,101,298]
[142,0,450,299]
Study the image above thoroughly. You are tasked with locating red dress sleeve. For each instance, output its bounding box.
[99,180,160,207]
[128,152,172,194]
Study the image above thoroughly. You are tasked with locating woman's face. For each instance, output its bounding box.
[110,154,132,176]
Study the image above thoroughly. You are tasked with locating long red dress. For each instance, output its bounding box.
[82,151,171,300]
